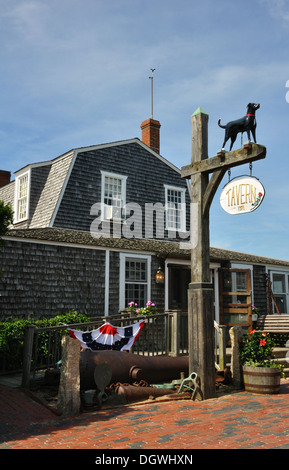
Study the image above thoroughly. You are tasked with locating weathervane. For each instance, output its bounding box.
[149,68,155,119]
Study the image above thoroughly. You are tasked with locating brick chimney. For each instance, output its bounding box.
[140,118,161,154]
[0,170,11,188]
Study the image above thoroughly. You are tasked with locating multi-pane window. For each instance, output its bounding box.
[125,258,148,307]
[104,176,122,207]
[119,254,151,310]
[15,172,29,222]
[223,270,249,304]
[101,171,127,220]
[165,185,186,231]
[271,272,289,313]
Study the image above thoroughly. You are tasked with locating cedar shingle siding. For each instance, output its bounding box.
[0,139,289,319]
[0,239,106,319]
[53,142,190,239]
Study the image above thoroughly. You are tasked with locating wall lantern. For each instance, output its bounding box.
[155,266,165,284]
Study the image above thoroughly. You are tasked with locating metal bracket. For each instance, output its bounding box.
[178,372,200,400]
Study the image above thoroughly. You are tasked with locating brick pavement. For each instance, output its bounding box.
[1,380,289,451]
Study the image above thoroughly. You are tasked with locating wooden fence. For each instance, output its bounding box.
[0,310,226,388]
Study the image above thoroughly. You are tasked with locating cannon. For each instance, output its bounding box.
[79,350,189,390]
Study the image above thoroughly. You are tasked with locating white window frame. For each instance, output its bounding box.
[164,184,186,232]
[119,253,151,311]
[101,171,127,221]
[269,268,289,314]
[14,169,31,223]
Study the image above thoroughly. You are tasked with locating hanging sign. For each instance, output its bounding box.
[220,176,265,215]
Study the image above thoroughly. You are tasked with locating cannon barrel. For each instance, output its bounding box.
[79,350,189,390]
[116,385,176,403]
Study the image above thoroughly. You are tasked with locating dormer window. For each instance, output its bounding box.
[14,170,30,223]
[164,185,186,232]
[101,171,127,220]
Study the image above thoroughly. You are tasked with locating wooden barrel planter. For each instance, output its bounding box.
[243,365,281,394]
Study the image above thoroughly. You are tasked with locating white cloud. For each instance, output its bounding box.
[260,0,289,22]
[0,1,50,43]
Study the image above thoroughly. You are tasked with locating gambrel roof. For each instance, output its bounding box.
[0,138,189,232]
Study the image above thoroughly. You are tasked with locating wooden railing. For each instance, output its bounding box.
[21,313,172,387]
[166,310,189,356]
[214,321,227,371]
[17,310,227,388]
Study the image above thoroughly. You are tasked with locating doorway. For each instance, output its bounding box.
[168,265,190,310]
[219,268,252,338]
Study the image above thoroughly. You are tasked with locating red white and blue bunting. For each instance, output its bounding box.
[68,321,145,351]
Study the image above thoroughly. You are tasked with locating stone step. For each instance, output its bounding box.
[272,348,289,377]
[272,347,289,359]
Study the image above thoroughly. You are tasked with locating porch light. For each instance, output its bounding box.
[155,266,165,284]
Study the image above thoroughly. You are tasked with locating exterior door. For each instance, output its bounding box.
[168,265,190,310]
[219,268,252,338]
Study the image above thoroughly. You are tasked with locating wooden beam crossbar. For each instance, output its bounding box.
[181,143,266,179]
[182,143,266,216]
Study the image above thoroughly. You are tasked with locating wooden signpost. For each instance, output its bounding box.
[181,107,266,399]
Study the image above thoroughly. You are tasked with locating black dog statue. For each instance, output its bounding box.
[218,103,260,151]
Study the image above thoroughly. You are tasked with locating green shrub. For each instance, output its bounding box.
[270,333,289,347]
[239,330,276,367]
[239,329,285,377]
[0,310,90,371]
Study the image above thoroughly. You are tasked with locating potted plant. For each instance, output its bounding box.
[127,301,160,351]
[127,300,159,316]
[251,304,259,323]
[239,329,285,394]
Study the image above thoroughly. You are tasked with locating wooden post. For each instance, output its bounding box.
[188,108,216,399]
[21,325,35,389]
[170,310,181,357]
[181,107,266,400]
[57,336,81,416]
[218,325,227,371]
[229,326,243,388]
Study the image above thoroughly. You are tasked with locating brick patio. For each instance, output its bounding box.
[1,380,289,450]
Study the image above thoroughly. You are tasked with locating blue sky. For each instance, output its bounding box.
[1,0,289,260]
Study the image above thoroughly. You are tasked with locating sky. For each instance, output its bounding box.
[1,0,289,261]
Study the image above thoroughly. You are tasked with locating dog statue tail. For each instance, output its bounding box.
[218,119,226,129]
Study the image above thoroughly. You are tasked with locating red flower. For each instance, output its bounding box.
[260,339,266,346]
[250,329,256,335]
[258,192,263,197]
